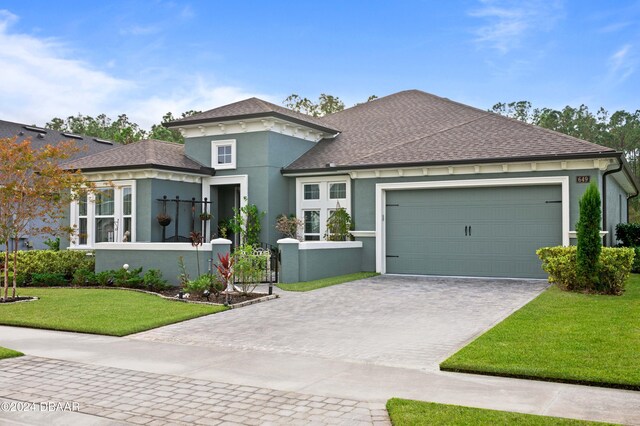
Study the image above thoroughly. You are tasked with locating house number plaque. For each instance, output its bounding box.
[576,176,591,183]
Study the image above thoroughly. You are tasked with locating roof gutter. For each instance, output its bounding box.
[602,156,624,246]
[281,151,622,176]
[164,112,340,135]
[63,164,216,176]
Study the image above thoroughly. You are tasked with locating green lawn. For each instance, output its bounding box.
[440,275,640,390]
[276,272,379,292]
[386,399,613,425]
[0,288,227,336]
[0,347,23,360]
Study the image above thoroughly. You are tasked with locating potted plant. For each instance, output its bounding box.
[156,213,172,227]
[199,212,213,221]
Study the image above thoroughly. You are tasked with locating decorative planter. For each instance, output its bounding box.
[157,214,172,227]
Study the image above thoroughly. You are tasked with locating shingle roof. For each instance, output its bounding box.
[284,90,616,171]
[62,139,212,174]
[0,119,116,160]
[165,97,339,134]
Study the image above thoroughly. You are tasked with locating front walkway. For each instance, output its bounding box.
[0,356,381,425]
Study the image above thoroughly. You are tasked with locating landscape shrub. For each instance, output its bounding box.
[0,271,27,288]
[94,271,113,286]
[615,223,640,247]
[72,269,96,286]
[143,269,170,292]
[537,246,634,295]
[31,273,67,287]
[183,274,216,295]
[233,244,267,295]
[576,183,601,288]
[8,250,95,281]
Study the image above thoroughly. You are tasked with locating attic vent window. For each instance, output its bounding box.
[62,132,83,140]
[23,125,46,134]
[93,138,114,145]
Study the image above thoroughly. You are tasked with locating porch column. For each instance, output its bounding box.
[211,238,232,269]
[277,238,300,283]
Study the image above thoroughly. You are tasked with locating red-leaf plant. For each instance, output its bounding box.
[215,252,234,304]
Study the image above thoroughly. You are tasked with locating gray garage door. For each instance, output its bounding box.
[385,185,562,278]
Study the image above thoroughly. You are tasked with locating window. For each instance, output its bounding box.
[211,139,236,169]
[95,188,115,243]
[217,145,232,164]
[304,210,321,241]
[78,194,88,245]
[304,184,320,200]
[71,181,136,247]
[297,177,350,241]
[329,182,346,199]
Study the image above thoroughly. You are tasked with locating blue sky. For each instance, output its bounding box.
[0,1,638,128]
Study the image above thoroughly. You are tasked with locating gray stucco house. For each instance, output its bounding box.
[62,90,638,280]
[0,119,116,250]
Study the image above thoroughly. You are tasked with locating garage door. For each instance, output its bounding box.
[385,185,562,278]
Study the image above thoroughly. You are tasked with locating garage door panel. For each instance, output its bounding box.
[385,185,562,278]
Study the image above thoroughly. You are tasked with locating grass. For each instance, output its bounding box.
[386,399,613,425]
[0,347,23,360]
[440,274,640,390]
[276,272,379,292]
[0,288,227,336]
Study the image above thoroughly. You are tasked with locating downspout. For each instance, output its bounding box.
[601,156,623,246]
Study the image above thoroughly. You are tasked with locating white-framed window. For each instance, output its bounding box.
[211,139,236,170]
[70,180,136,248]
[296,176,350,241]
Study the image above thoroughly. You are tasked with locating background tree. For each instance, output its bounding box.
[148,110,201,143]
[46,110,202,144]
[0,137,93,299]
[492,101,640,219]
[283,93,377,117]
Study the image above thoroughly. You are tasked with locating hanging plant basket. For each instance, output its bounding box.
[157,213,172,227]
[199,212,213,221]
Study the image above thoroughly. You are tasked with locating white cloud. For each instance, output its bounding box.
[608,44,635,83]
[129,78,276,128]
[469,0,563,53]
[0,9,132,126]
[0,9,273,130]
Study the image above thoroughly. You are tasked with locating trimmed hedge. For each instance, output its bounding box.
[615,223,640,247]
[2,250,95,279]
[537,246,634,295]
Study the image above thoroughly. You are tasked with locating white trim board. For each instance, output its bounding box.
[299,241,362,250]
[375,176,570,274]
[95,242,212,251]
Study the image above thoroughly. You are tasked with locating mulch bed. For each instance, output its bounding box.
[157,290,265,304]
[0,296,37,304]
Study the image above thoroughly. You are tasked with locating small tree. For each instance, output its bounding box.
[275,214,303,239]
[0,137,92,299]
[229,197,265,246]
[325,203,353,241]
[576,182,602,289]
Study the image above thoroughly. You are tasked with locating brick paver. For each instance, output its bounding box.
[132,276,547,370]
[0,356,386,425]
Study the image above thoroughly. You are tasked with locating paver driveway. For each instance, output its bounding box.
[132,275,547,370]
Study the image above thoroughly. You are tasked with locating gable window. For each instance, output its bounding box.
[296,177,350,241]
[70,181,136,248]
[211,139,236,170]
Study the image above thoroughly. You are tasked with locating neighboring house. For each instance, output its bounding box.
[0,119,117,250]
[62,90,638,279]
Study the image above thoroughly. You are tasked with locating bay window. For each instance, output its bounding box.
[71,181,136,248]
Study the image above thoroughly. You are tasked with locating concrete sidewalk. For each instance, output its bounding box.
[1,326,639,425]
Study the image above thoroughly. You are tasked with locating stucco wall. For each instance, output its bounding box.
[184,131,315,245]
[95,243,212,286]
[278,240,363,283]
